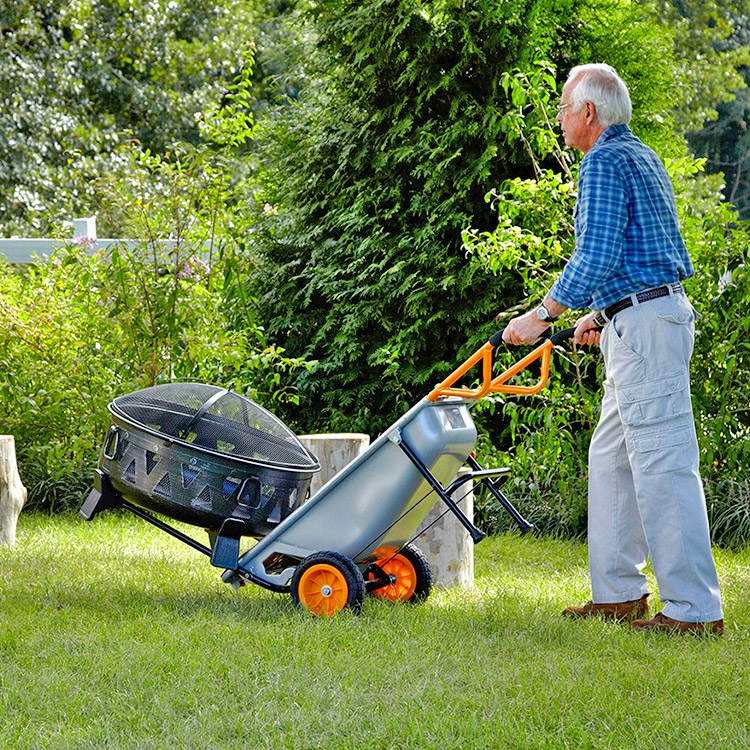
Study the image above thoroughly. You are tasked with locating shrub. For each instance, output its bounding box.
[0,66,313,512]
[462,66,750,540]
[0,237,311,512]
[706,478,750,548]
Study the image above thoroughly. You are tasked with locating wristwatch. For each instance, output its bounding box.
[535,304,558,323]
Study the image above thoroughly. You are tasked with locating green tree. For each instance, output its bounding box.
[685,8,750,217]
[638,1,750,217]
[252,0,679,434]
[646,0,750,133]
[0,0,258,235]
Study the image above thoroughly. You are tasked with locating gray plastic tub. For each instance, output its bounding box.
[223,396,476,588]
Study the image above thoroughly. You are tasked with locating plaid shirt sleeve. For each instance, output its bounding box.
[549,152,628,310]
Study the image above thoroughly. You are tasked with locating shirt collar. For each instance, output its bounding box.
[591,123,631,149]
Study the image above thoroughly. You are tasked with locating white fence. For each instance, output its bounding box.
[0,217,179,264]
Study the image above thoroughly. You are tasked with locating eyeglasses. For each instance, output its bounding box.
[556,102,572,116]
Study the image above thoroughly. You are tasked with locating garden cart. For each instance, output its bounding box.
[80,327,576,615]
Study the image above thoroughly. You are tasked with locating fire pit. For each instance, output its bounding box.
[98,383,319,535]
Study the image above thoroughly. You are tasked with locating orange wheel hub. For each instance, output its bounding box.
[297,563,349,615]
[370,550,417,601]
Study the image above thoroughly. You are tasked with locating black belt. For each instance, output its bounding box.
[596,283,684,324]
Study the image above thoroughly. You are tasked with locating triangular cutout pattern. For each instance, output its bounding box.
[182,464,200,488]
[153,472,172,498]
[145,450,160,475]
[194,484,212,509]
[223,477,240,500]
[123,459,137,484]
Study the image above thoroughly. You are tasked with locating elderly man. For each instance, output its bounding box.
[502,63,724,634]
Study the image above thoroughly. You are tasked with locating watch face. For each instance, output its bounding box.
[536,306,549,321]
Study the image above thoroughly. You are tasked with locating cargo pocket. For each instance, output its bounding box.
[617,373,695,475]
[616,373,690,426]
[631,427,694,474]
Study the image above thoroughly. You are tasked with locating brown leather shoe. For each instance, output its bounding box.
[562,594,649,622]
[630,611,724,636]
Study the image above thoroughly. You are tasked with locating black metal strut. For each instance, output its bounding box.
[395,434,486,544]
[367,453,534,579]
[466,454,534,534]
[80,472,290,593]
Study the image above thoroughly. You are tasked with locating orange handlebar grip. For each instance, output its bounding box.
[427,339,554,401]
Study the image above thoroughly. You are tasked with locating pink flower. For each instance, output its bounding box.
[190,255,210,274]
[73,236,95,250]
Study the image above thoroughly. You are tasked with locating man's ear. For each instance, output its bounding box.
[586,101,598,125]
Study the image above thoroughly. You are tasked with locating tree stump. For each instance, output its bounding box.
[0,436,27,547]
[413,467,474,588]
[297,433,371,498]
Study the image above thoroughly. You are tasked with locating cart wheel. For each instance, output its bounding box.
[368,543,433,603]
[291,551,366,616]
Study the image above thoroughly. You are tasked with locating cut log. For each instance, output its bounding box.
[297,433,370,498]
[0,436,27,547]
[298,432,474,588]
[413,467,474,588]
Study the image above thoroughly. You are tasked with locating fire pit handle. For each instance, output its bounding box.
[103,426,120,460]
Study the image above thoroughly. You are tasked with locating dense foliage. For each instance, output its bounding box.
[685,6,750,218]
[0,73,312,512]
[651,0,750,134]
[0,0,257,235]
[2,0,749,545]
[463,73,750,544]
[253,0,678,436]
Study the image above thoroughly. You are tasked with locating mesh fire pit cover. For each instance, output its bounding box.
[109,383,319,472]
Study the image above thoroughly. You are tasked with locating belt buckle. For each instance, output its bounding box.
[593,310,607,327]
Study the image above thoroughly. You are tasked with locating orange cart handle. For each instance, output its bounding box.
[427,327,577,401]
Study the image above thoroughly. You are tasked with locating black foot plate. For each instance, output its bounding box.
[210,517,247,570]
[79,471,122,520]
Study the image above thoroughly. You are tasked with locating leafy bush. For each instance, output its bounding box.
[0,67,313,512]
[463,66,750,541]
[0,240,310,513]
[706,479,750,548]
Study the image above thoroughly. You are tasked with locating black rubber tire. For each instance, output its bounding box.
[290,550,366,615]
[369,542,433,604]
[398,543,433,603]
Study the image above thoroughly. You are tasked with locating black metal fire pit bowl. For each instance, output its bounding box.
[96,383,320,536]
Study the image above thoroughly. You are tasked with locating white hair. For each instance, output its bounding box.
[567,64,632,127]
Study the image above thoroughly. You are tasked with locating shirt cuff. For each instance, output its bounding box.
[548,276,593,310]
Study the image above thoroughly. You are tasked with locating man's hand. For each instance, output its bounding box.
[573,311,602,346]
[501,310,550,346]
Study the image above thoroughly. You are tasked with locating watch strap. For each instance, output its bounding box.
[536,304,559,323]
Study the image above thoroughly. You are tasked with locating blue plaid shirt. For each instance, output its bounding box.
[549,124,693,311]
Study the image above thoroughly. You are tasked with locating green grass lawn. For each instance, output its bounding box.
[1,513,749,749]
